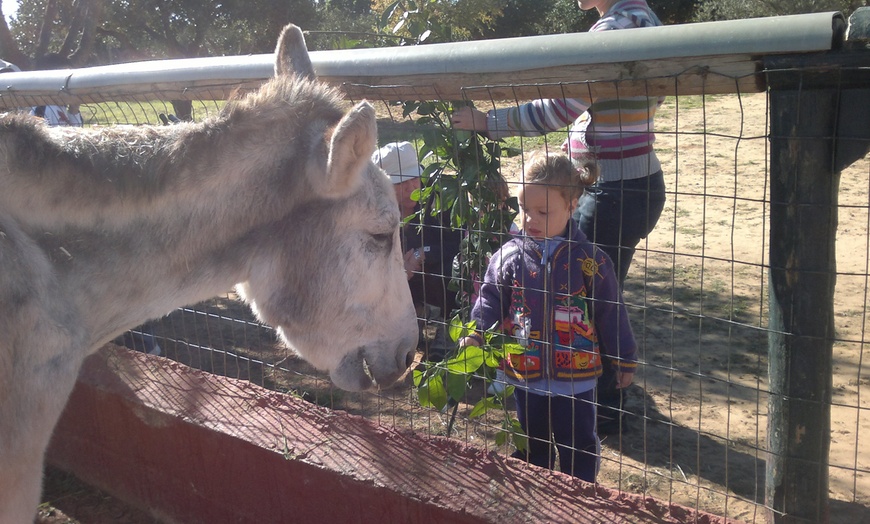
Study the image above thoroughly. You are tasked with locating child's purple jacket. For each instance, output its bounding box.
[472,225,638,383]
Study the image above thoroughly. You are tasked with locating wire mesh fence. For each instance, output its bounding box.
[8,35,869,523]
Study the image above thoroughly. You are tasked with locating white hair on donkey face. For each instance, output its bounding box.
[0,24,417,523]
[236,144,416,391]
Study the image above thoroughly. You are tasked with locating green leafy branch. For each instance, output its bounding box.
[379,2,523,454]
[401,99,519,317]
[413,317,527,452]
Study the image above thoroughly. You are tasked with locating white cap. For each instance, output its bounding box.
[372,141,423,184]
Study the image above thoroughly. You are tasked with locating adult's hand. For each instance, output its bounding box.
[450,106,488,133]
[403,248,424,279]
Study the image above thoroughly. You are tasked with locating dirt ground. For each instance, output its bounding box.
[38,92,870,523]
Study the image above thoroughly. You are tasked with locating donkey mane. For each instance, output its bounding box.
[223,71,345,125]
[1,114,179,197]
[0,72,347,231]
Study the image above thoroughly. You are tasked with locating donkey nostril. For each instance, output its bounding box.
[404,350,415,369]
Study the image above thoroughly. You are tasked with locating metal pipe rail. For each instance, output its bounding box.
[0,11,847,108]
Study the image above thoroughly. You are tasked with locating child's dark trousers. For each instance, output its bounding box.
[512,387,599,482]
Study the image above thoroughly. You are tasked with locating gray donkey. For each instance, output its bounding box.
[0,25,418,523]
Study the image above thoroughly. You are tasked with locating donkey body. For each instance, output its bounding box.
[0,25,418,522]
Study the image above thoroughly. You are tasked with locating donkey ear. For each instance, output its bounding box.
[322,101,377,199]
[274,24,315,80]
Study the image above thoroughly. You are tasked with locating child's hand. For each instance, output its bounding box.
[615,371,634,389]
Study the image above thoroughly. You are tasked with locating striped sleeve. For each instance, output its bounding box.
[487,96,591,140]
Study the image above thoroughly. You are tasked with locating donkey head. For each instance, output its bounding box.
[236,25,418,391]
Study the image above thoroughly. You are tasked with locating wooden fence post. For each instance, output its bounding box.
[766,83,838,524]
[765,9,870,523]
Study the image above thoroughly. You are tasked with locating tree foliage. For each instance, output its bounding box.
[305,3,384,51]
[538,0,597,33]
[103,0,316,59]
[1,0,104,69]
[455,0,707,39]
[479,0,587,38]
[694,0,865,21]
[653,0,703,24]
[0,0,319,69]
[4,0,864,72]
[372,0,507,43]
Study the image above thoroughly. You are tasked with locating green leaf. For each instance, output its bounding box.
[448,316,473,343]
[418,374,448,410]
[453,129,472,143]
[503,342,526,355]
[446,345,485,374]
[417,101,436,115]
[381,1,402,27]
[401,101,420,118]
[484,352,501,368]
[469,396,499,418]
[446,370,467,400]
[512,426,528,452]
[501,145,523,157]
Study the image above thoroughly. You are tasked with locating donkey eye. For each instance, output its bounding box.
[368,232,393,252]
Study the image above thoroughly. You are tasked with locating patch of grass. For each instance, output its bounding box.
[676,224,703,237]
[82,99,224,126]
[676,94,723,111]
[500,130,569,154]
[675,207,693,218]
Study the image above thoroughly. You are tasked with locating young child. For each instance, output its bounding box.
[453,0,664,433]
[459,153,637,482]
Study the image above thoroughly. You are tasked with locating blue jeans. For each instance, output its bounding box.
[512,388,599,482]
[574,171,666,427]
[574,171,666,287]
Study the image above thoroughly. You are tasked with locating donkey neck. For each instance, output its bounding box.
[1,110,321,235]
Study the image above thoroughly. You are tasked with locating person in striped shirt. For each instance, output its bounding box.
[452,0,665,435]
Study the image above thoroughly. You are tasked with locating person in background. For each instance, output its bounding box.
[373,141,463,363]
[32,104,83,127]
[459,152,637,482]
[451,0,665,434]
[1,58,83,126]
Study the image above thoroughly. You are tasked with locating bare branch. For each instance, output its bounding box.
[67,0,105,66]
[36,0,59,61]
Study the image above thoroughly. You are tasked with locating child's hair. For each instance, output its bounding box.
[486,173,511,203]
[522,152,599,203]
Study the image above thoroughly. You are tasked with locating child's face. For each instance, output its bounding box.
[518,184,577,241]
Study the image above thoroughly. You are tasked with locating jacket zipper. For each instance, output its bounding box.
[542,241,567,381]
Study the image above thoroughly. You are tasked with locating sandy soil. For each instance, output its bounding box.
[599,92,869,522]
[38,92,869,523]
